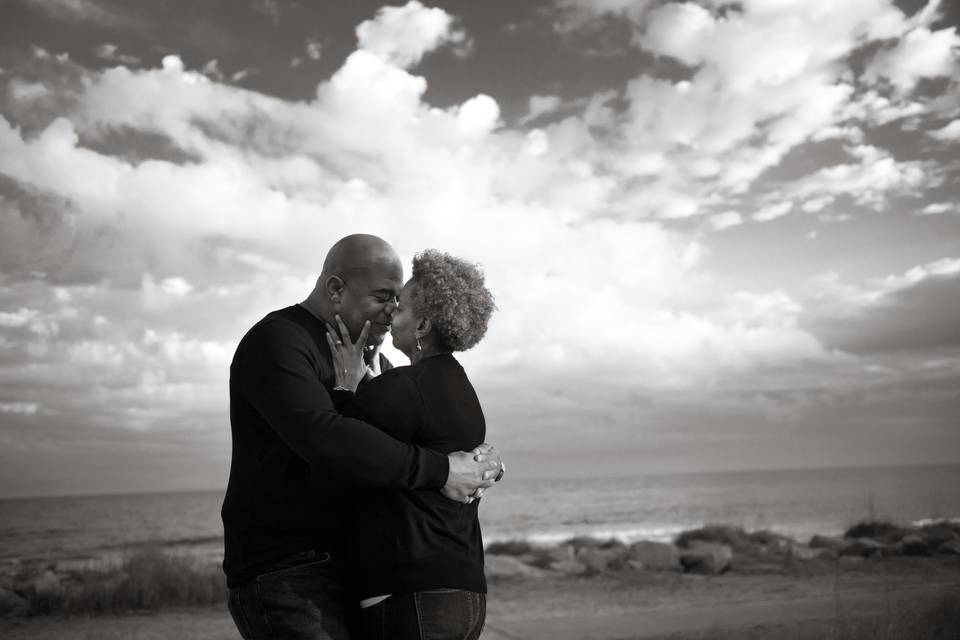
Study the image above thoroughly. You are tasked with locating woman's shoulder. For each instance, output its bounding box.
[361,363,421,397]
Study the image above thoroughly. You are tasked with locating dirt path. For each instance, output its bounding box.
[482,583,960,639]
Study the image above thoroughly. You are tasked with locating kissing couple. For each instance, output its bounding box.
[222,234,505,640]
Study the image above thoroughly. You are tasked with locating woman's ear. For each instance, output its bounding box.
[325,276,345,302]
[415,317,433,338]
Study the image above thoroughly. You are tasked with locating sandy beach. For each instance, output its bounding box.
[3,553,958,640]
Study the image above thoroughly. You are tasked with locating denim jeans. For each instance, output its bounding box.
[356,589,486,640]
[227,550,352,640]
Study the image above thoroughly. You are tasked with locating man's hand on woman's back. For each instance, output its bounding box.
[441,443,504,503]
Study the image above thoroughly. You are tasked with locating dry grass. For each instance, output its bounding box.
[20,549,226,615]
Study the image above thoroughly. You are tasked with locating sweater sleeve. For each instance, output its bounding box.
[236,319,448,489]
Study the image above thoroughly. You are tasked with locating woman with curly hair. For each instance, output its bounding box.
[325,249,497,640]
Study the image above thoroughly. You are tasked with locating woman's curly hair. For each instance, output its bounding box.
[410,249,496,352]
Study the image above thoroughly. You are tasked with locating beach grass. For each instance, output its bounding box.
[20,548,226,615]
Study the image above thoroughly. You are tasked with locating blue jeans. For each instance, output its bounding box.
[227,551,352,640]
[356,589,486,640]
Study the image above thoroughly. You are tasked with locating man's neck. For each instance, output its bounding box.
[298,300,328,324]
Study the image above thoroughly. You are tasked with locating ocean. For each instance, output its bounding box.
[2,463,959,573]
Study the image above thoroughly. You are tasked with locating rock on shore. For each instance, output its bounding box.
[483,519,960,583]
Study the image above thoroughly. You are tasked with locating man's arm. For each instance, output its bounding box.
[331,364,504,502]
[238,319,448,490]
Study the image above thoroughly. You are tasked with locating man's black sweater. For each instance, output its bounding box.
[221,305,449,588]
[332,353,487,598]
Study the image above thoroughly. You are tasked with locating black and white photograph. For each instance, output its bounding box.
[1,0,960,638]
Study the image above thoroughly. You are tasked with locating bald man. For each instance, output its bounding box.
[222,234,502,640]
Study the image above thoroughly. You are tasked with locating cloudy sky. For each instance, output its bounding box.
[1,0,958,498]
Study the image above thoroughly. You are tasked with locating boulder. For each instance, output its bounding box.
[679,542,733,575]
[484,555,549,580]
[809,535,845,550]
[576,546,627,573]
[937,539,960,556]
[899,534,931,556]
[544,544,575,564]
[919,523,958,548]
[628,541,682,571]
[517,544,577,570]
[0,588,30,618]
[840,537,886,558]
[844,521,906,544]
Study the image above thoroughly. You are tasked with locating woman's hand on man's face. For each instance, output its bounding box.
[325,315,371,392]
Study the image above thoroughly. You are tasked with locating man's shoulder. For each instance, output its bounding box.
[238,306,313,350]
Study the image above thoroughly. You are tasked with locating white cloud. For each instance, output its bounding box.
[161,55,184,74]
[920,202,955,215]
[800,196,836,213]
[0,308,37,328]
[93,43,140,66]
[7,78,49,102]
[846,89,927,126]
[752,202,793,222]
[929,119,960,140]
[355,1,465,68]
[522,94,562,123]
[306,39,323,61]
[599,0,937,216]
[709,211,744,230]
[160,277,193,296]
[201,59,224,81]
[640,3,714,67]
[788,145,931,208]
[813,257,960,309]
[878,257,960,290]
[0,402,40,415]
[864,26,960,91]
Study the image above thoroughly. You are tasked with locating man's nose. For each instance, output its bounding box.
[384,301,398,318]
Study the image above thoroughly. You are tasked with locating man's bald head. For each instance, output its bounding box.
[303,234,403,345]
[320,234,402,280]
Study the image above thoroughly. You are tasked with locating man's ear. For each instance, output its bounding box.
[415,317,432,338]
[325,276,345,302]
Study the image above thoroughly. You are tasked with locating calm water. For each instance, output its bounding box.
[2,464,959,569]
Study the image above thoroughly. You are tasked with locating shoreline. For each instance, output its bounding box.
[7,514,960,574]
